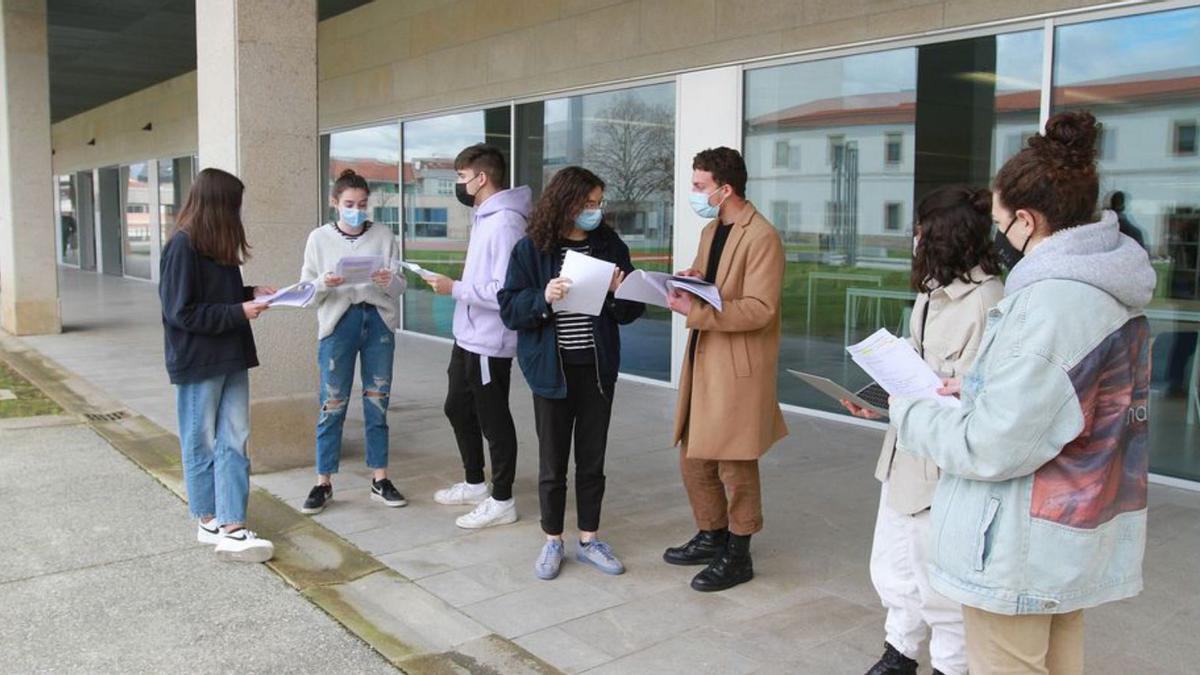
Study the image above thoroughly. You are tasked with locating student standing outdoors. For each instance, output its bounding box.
[424,144,531,529]
[299,169,407,514]
[499,167,644,580]
[159,167,275,563]
[890,111,1156,675]
[664,147,787,592]
[845,186,1003,675]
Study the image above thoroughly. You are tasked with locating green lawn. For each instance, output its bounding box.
[401,247,915,336]
[0,361,62,419]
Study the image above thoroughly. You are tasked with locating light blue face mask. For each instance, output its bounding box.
[689,188,726,219]
[340,206,367,230]
[575,208,602,232]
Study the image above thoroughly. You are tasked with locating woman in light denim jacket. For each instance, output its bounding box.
[848,186,1003,675]
[890,112,1156,675]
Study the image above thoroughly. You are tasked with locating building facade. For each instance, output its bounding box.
[29,0,1200,482]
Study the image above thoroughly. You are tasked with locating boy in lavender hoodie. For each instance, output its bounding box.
[424,144,531,529]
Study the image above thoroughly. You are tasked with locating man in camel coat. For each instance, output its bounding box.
[664,146,788,592]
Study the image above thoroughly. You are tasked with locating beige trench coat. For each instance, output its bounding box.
[876,268,1004,514]
[673,202,788,461]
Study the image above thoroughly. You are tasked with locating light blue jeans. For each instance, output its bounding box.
[316,303,395,475]
[176,369,251,526]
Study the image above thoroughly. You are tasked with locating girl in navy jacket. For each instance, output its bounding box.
[499,167,643,581]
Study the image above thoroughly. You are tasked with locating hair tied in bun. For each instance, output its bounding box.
[332,167,370,199]
[970,188,993,214]
[1028,111,1100,170]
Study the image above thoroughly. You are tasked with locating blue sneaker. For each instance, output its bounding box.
[576,539,625,575]
[534,539,564,580]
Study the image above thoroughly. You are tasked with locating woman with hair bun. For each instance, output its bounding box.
[298,168,408,515]
[889,111,1156,674]
[845,185,1003,675]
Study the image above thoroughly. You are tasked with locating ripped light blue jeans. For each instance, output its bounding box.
[316,303,395,475]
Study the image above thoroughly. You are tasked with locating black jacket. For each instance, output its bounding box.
[499,223,644,399]
[159,232,259,385]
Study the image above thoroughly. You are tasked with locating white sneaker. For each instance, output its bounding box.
[214,528,275,563]
[197,519,222,546]
[455,497,518,530]
[435,481,490,506]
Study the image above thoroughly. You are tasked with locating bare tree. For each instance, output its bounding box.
[586,93,674,216]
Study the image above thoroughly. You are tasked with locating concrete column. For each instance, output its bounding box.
[196,0,319,472]
[0,0,60,335]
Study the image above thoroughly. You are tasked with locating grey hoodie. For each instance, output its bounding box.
[1005,210,1155,309]
[452,186,532,358]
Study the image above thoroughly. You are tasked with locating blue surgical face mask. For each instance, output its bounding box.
[689,188,726,219]
[340,206,367,230]
[575,208,602,232]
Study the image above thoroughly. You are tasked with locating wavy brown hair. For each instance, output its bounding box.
[528,166,605,253]
[911,185,1001,293]
[175,167,250,266]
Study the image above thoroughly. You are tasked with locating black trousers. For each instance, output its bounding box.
[443,343,518,501]
[533,364,613,536]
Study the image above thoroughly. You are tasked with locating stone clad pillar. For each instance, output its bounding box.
[196,0,319,472]
[0,0,60,336]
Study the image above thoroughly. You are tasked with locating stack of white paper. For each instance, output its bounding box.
[845,329,960,408]
[553,249,616,317]
[614,270,723,312]
[336,255,387,285]
[254,281,316,308]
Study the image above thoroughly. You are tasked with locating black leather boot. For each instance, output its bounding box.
[690,533,753,591]
[663,528,728,566]
[865,642,918,675]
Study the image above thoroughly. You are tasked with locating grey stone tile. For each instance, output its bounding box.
[587,626,765,675]
[558,584,756,658]
[513,626,614,673]
[460,576,625,639]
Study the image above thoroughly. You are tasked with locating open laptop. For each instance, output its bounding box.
[787,369,889,417]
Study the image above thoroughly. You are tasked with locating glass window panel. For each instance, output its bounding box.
[1054,7,1200,481]
[58,175,79,266]
[401,108,511,339]
[158,157,194,248]
[515,83,675,381]
[745,29,1042,413]
[121,162,152,279]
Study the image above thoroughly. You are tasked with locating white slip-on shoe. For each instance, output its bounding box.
[214,529,275,563]
[455,497,518,529]
[434,481,490,506]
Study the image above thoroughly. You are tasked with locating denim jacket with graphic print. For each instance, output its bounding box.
[890,211,1156,615]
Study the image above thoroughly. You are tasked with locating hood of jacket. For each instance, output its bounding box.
[476,186,533,221]
[1005,210,1156,310]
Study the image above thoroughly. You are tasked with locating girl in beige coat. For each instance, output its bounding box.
[846,186,1004,675]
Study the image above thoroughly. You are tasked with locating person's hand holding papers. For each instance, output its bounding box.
[667,288,693,315]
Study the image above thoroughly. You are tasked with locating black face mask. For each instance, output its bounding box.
[455,174,481,207]
[994,217,1029,269]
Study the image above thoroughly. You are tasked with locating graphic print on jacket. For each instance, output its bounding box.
[1031,316,1150,529]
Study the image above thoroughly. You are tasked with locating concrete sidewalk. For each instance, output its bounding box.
[0,415,395,674]
[11,267,1200,674]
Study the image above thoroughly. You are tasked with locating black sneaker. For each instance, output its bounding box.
[865,642,918,675]
[301,483,332,515]
[371,478,407,507]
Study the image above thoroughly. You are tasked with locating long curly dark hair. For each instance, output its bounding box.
[911,185,1002,293]
[528,166,605,253]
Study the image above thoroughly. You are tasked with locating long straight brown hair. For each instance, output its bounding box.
[175,167,250,266]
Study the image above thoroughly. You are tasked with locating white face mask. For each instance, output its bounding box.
[912,235,920,256]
